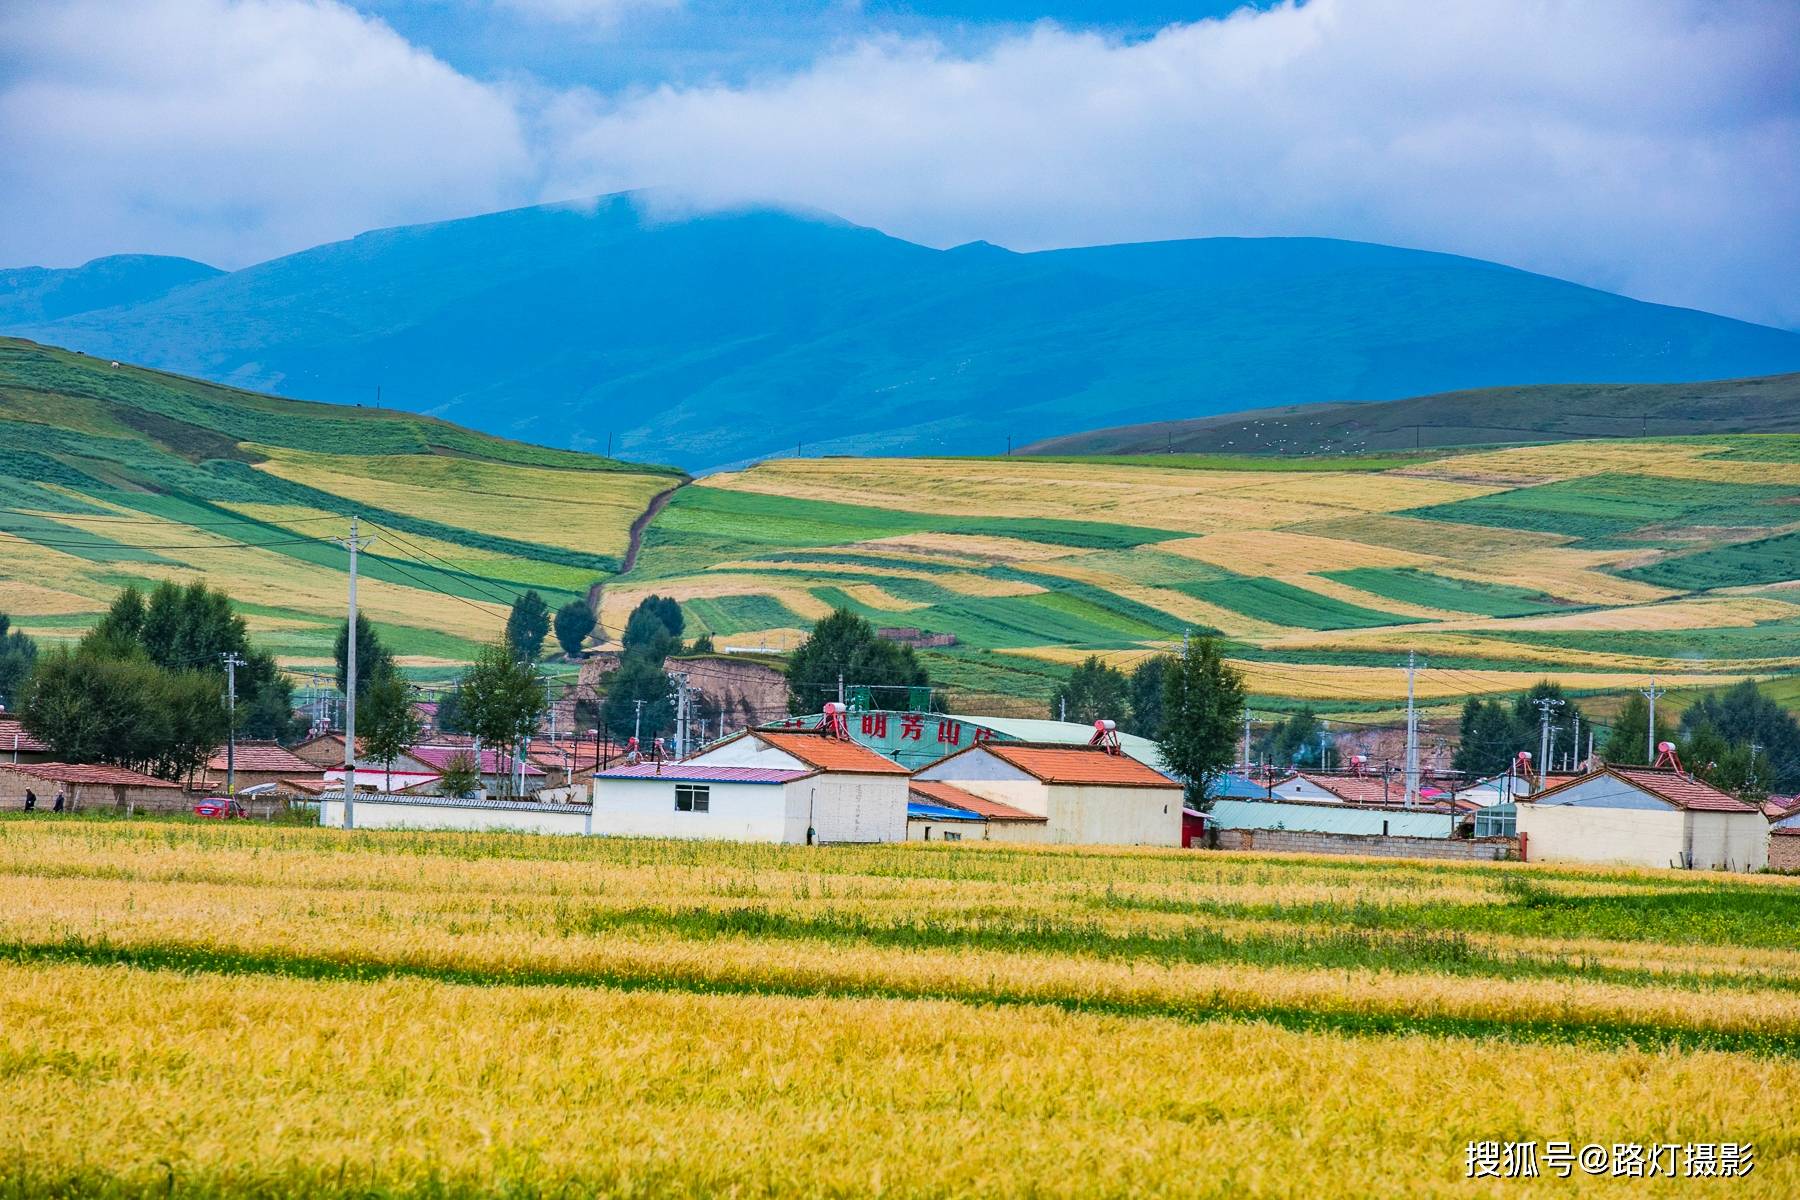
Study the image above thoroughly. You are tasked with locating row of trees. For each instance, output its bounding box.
[15,582,299,780]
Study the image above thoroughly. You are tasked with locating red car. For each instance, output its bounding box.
[192,798,247,819]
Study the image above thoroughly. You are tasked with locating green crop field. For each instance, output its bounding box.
[625,443,1800,713]
[2,819,1796,1197]
[7,338,1800,716]
[0,338,681,672]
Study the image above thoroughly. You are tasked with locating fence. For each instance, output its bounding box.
[1209,828,1519,862]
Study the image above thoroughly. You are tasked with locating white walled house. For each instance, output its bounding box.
[593,729,911,844]
[912,742,1183,846]
[1516,765,1767,871]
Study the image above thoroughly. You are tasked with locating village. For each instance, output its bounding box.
[6,636,1791,873]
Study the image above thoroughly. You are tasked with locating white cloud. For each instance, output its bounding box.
[1,0,1794,326]
[541,0,1800,326]
[0,0,532,269]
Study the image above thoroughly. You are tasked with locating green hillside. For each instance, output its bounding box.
[1022,373,1800,456]
[8,194,1799,468]
[621,443,1800,717]
[0,338,680,675]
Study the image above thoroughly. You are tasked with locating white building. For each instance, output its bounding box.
[912,741,1183,846]
[592,728,910,844]
[1516,765,1767,871]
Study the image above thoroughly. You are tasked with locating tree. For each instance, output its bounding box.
[1123,655,1170,738]
[506,590,551,663]
[90,586,145,647]
[601,654,673,744]
[19,646,226,781]
[639,594,684,640]
[361,669,422,792]
[234,649,301,741]
[1453,698,1526,779]
[1679,681,1800,792]
[1051,655,1129,725]
[689,632,716,655]
[1156,636,1245,810]
[437,751,480,799]
[553,600,596,658]
[622,604,678,662]
[455,642,546,796]
[1600,693,1671,766]
[335,613,395,702]
[786,608,929,715]
[0,613,38,709]
[1258,706,1323,768]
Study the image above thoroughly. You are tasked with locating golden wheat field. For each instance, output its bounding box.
[2,817,1796,1197]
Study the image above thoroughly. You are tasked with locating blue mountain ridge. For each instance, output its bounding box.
[7,192,1798,469]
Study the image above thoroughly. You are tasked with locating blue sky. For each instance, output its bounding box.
[2,1,1796,327]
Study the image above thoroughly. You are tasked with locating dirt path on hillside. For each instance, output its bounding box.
[588,481,685,636]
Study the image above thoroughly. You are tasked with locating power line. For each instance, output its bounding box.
[0,509,347,527]
[0,532,334,550]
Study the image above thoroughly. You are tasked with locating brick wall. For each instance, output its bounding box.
[1209,828,1518,862]
[1770,835,1800,874]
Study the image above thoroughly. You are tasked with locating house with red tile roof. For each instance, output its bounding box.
[0,717,53,765]
[0,761,181,813]
[906,779,1046,843]
[203,742,325,794]
[1517,765,1767,871]
[912,741,1182,846]
[590,728,910,843]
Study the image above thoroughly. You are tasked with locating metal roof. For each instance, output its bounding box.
[1208,798,1454,838]
[907,801,985,822]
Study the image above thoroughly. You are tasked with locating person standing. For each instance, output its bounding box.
[53,788,65,813]
[23,788,35,811]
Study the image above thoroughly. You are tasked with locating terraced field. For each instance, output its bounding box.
[2,819,1793,1196]
[629,442,1800,712]
[0,339,680,671]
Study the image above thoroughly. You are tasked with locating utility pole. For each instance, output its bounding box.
[672,670,690,759]
[837,673,845,706]
[1640,677,1665,762]
[335,517,374,828]
[1403,651,1420,807]
[1571,714,1579,770]
[1533,696,1564,787]
[632,698,645,743]
[1242,710,1252,769]
[1318,726,1329,771]
[221,653,244,796]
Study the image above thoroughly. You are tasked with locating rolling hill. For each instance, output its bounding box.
[621,440,1800,716]
[0,338,680,679]
[1022,373,1800,456]
[7,193,1800,469]
[6,338,1798,719]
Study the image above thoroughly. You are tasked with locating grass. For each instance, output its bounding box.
[1,819,1798,1197]
[0,338,677,667]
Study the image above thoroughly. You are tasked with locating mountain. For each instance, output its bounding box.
[8,193,1800,468]
[0,337,679,671]
[0,255,222,326]
[1021,373,1800,456]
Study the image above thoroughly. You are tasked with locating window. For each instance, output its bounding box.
[1473,804,1515,839]
[675,784,710,813]
[941,830,962,842]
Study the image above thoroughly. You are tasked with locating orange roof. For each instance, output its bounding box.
[0,762,179,787]
[973,743,1178,789]
[207,742,319,774]
[909,780,1044,822]
[1532,765,1756,813]
[754,730,911,775]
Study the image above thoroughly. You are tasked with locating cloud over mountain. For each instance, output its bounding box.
[3,0,1796,325]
